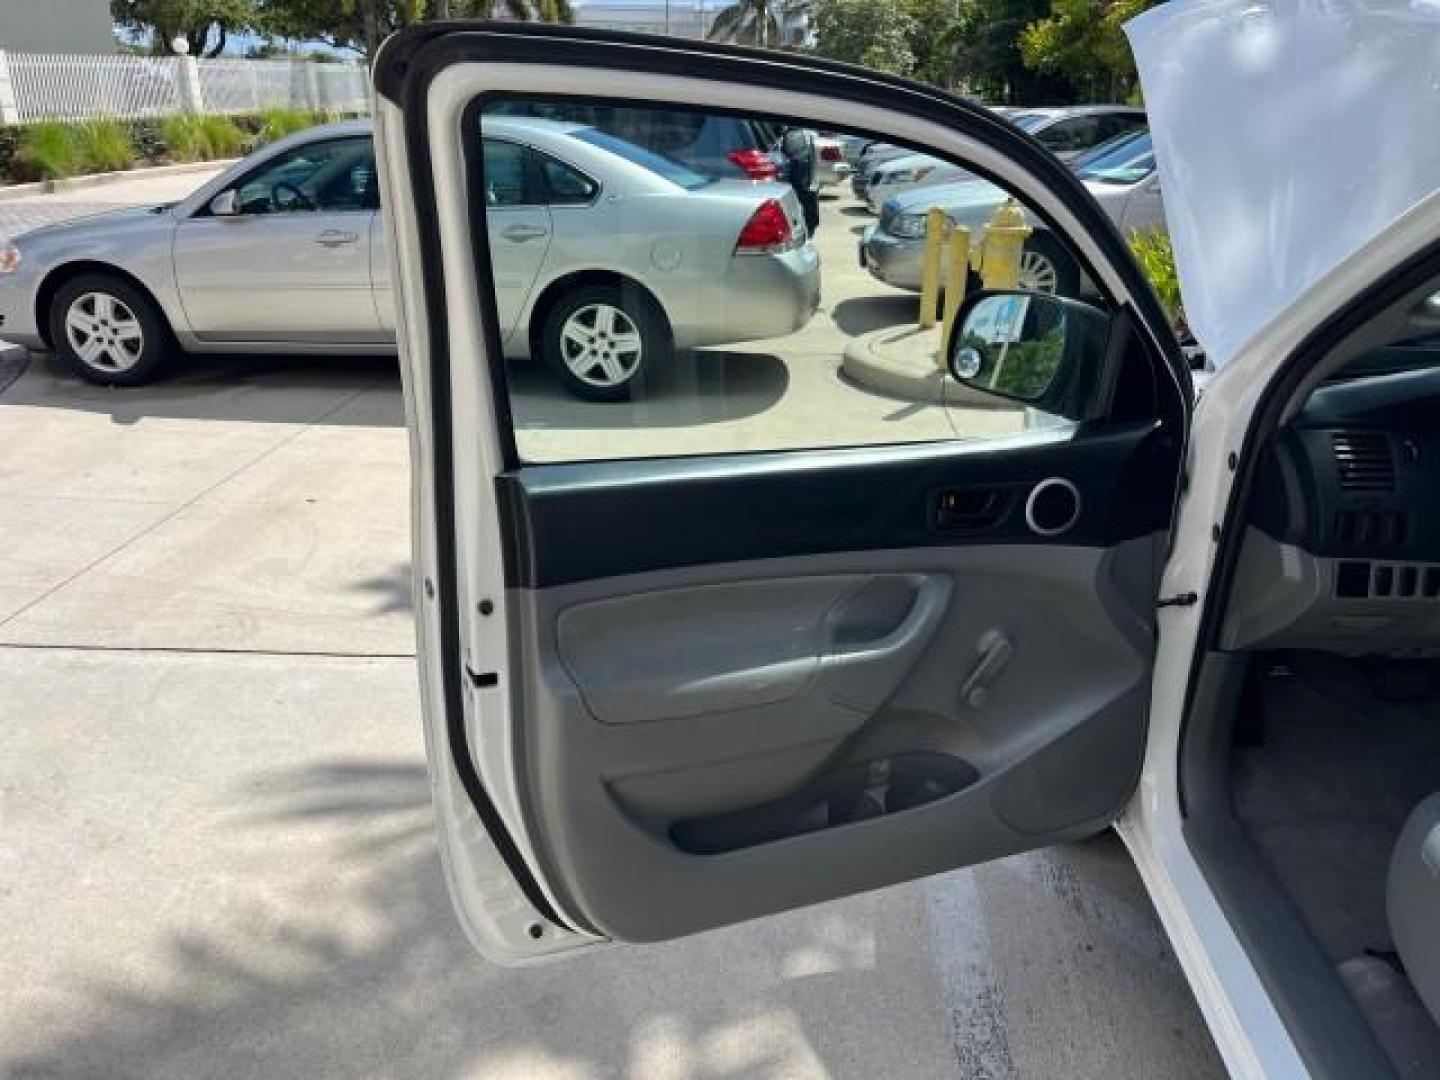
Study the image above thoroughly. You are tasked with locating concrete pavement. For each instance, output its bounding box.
[0,169,1223,1078]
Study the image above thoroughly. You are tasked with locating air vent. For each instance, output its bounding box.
[1332,431,1395,491]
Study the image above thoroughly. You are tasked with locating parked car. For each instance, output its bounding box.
[813,133,851,186]
[0,118,820,400]
[859,105,1146,211]
[860,128,1163,295]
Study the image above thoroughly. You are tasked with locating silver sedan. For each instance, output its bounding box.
[0,117,821,401]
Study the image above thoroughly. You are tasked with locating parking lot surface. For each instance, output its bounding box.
[0,174,1223,1078]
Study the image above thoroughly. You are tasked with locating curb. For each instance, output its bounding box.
[841,325,1010,409]
[0,339,29,395]
[0,159,237,202]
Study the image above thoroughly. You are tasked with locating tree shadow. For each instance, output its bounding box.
[5,758,968,1080]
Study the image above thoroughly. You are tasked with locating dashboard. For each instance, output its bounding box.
[1221,364,1440,654]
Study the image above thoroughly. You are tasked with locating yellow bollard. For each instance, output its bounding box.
[976,198,1032,290]
[938,225,970,370]
[917,206,947,329]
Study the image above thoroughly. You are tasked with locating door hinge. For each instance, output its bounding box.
[465,664,499,688]
[1157,591,1199,609]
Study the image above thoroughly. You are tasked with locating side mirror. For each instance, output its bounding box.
[948,290,1111,419]
[208,190,239,217]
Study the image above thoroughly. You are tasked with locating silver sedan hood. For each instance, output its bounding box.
[9,204,168,244]
[1127,2,1440,370]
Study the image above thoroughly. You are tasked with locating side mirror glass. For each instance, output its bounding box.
[208,190,239,217]
[948,290,1110,416]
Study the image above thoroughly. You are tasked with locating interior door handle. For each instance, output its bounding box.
[315,229,359,247]
[502,224,549,242]
[960,629,1014,709]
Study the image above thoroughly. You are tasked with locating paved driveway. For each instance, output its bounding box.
[0,170,1224,1079]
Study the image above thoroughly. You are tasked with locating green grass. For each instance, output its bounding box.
[15,121,81,181]
[73,118,136,173]
[161,113,245,162]
[255,107,324,146]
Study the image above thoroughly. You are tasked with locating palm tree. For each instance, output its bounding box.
[443,0,575,23]
[707,0,805,47]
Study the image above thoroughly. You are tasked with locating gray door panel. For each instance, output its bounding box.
[510,538,1159,942]
[556,573,950,726]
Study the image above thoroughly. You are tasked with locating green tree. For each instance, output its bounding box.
[1018,0,1155,101]
[253,0,571,59]
[900,0,961,86]
[811,0,914,74]
[112,0,259,56]
[707,0,804,47]
[948,0,1071,102]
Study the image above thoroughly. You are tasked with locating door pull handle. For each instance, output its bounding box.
[960,629,1013,709]
[315,229,359,247]
[502,225,548,242]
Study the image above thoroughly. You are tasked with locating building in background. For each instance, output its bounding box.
[0,0,116,54]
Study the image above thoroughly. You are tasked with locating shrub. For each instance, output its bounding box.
[15,121,81,181]
[73,118,137,173]
[195,114,246,158]
[1129,226,1185,333]
[256,106,319,145]
[161,113,245,162]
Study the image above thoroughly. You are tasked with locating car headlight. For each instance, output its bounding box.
[889,213,930,239]
[0,243,20,274]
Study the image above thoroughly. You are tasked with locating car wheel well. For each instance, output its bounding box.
[35,262,169,349]
[527,270,671,360]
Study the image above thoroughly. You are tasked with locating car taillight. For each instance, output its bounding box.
[820,144,843,162]
[735,198,794,254]
[728,148,780,181]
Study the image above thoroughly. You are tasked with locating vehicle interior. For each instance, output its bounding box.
[1184,279,1440,1079]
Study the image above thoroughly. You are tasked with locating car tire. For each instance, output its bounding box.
[1018,234,1081,297]
[541,283,670,403]
[50,273,174,387]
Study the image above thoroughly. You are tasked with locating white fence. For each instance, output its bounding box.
[0,50,370,125]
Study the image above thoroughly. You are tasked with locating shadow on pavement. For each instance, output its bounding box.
[839,205,873,219]
[830,295,918,338]
[6,349,405,428]
[4,758,959,1080]
[5,348,791,433]
[508,349,789,432]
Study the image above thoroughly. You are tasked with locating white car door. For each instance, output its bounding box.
[374,23,1191,967]
[173,134,385,344]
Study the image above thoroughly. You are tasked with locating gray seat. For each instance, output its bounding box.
[1389,793,1440,1024]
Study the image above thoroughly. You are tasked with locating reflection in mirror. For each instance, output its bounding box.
[948,291,1106,406]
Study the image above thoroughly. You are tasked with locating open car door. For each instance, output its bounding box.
[372,24,1193,963]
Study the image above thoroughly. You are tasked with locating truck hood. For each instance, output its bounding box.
[1126,2,1440,370]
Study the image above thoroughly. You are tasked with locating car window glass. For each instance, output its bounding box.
[1074,131,1155,185]
[569,128,708,190]
[1096,114,1144,143]
[482,139,532,206]
[540,154,597,204]
[475,101,1102,464]
[233,137,374,214]
[1035,116,1100,153]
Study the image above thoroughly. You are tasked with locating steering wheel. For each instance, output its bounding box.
[270,181,316,212]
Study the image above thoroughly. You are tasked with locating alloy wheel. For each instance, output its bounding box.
[559,303,643,388]
[1018,250,1060,294]
[64,291,145,373]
